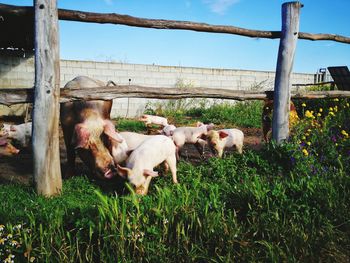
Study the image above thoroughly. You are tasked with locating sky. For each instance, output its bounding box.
[4,0,350,73]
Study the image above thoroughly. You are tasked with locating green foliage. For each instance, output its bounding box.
[115,118,147,132]
[0,98,349,262]
[197,101,263,127]
[146,99,263,128]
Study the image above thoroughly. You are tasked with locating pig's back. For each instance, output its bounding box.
[225,129,244,147]
[128,135,175,168]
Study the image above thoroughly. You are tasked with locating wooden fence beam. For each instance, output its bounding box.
[1,87,350,105]
[272,1,301,144]
[33,0,62,196]
[0,3,349,44]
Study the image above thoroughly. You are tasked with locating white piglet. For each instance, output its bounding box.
[207,129,244,157]
[139,114,168,126]
[1,122,32,148]
[116,135,177,195]
[171,123,214,159]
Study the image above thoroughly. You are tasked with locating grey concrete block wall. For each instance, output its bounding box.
[0,55,315,118]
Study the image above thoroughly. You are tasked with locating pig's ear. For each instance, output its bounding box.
[103,120,123,143]
[72,124,90,149]
[219,131,229,139]
[196,121,204,127]
[206,123,215,131]
[10,125,16,132]
[143,169,159,178]
[116,164,131,179]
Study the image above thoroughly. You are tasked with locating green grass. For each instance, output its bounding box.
[145,99,263,128]
[1,98,349,262]
[192,101,263,128]
[115,118,147,132]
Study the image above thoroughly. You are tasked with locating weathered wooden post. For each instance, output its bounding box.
[33,0,62,196]
[272,1,302,143]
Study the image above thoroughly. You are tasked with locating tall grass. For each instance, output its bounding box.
[0,99,349,262]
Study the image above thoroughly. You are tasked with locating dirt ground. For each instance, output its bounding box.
[0,118,263,186]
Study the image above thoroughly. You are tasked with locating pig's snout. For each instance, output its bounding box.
[103,164,117,179]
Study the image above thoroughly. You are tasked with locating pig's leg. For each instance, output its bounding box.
[236,143,243,154]
[165,154,178,184]
[163,161,169,175]
[194,138,207,156]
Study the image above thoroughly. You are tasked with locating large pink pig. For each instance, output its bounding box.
[60,76,124,179]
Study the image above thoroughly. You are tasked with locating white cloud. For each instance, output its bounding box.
[103,0,113,6]
[203,0,240,15]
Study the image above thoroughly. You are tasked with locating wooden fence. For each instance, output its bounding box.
[0,1,349,196]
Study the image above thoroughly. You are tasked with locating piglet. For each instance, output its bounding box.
[0,135,20,156]
[139,114,168,126]
[1,122,32,148]
[171,123,214,159]
[207,129,244,157]
[116,135,177,195]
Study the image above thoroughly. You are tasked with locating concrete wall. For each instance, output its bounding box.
[0,54,315,118]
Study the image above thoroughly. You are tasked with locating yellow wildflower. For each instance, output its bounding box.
[307,129,311,132]
[329,107,333,111]
[305,133,310,137]
[347,103,349,107]
[302,149,309,156]
[329,112,335,117]
[302,136,306,140]
[317,113,321,117]
[334,98,339,102]
[341,130,349,138]
[307,142,311,146]
[319,108,323,112]
[0,238,5,245]
[302,103,306,107]
[305,110,313,118]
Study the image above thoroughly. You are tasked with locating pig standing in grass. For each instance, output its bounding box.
[0,135,20,156]
[60,76,124,179]
[207,129,244,157]
[1,122,32,148]
[171,123,214,159]
[116,135,177,195]
[139,114,168,126]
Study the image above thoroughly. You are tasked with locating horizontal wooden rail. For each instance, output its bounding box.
[1,86,350,106]
[0,3,349,44]
[292,81,334,87]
